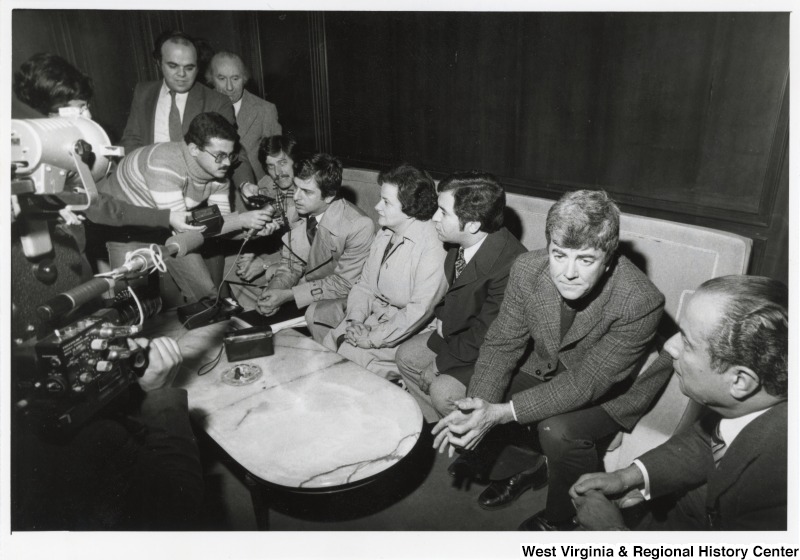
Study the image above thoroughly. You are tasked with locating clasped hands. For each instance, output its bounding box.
[341,321,372,349]
[568,466,646,530]
[431,397,510,456]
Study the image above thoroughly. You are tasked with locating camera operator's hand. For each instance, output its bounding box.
[128,337,183,392]
[239,208,275,232]
[169,210,206,234]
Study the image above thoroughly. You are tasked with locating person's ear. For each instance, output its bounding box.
[464,221,481,235]
[188,143,200,157]
[727,365,761,400]
[323,194,335,204]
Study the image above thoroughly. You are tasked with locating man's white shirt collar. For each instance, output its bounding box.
[462,233,488,264]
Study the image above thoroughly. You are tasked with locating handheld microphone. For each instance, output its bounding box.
[118,230,205,274]
[165,230,205,258]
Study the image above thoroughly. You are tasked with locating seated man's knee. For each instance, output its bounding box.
[430,375,466,416]
[395,340,415,377]
[307,298,347,343]
[537,415,595,460]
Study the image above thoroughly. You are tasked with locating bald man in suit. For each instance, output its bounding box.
[206,51,282,182]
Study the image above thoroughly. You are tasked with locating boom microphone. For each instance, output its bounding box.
[36,277,115,323]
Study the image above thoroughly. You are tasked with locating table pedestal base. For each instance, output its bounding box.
[244,472,271,530]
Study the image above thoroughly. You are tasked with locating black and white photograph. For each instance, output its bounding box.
[1,1,797,559]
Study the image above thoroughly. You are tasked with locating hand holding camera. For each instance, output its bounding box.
[131,336,183,392]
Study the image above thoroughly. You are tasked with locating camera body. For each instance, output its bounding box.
[187,204,224,237]
[15,293,162,437]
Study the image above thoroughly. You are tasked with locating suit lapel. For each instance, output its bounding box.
[706,404,785,503]
[559,263,616,349]
[531,271,562,357]
[145,82,161,145]
[237,91,256,137]
[443,247,457,286]
[560,286,609,349]
[448,230,504,291]
[182,84,204,134]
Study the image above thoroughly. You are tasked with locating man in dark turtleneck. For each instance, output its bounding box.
[432,190,668,531]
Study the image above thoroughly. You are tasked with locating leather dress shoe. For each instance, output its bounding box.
[477,461,548,510]
[447,450,491,484]
[518,510,579,531]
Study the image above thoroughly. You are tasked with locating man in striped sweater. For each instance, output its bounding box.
[99,111,271,303]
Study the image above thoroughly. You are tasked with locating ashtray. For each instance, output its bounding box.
[221,363,263,386]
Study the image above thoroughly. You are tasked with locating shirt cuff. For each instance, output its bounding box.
[631,459,651,500]
[509,400,519,422]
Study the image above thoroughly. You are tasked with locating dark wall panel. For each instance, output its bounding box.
[325,12,788,282]
[252,12,316,152]
[10,11,788,282]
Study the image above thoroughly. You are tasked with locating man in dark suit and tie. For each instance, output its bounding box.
[570,275,788,531]
[206,51,282,183]
[120,30,255,188]
[395,171,527,421]
[432,189,668,531]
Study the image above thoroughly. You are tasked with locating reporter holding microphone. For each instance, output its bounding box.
[97,112,273,304]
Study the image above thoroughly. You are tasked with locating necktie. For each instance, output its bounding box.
[306,215,318,246]
[168,90,182,142]
[454,246,466,279]
[711,422,727,467]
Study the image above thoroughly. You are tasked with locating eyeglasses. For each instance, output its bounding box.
[201,148,239,164]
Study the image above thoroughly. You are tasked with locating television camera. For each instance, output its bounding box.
[9,114,201,438]
[11,111,122,258]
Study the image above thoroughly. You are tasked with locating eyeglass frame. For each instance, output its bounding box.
[201,147,239,164]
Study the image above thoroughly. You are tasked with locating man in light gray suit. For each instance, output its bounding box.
[206,51,282,183]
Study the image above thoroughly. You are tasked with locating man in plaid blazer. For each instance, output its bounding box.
[433,189,668,531]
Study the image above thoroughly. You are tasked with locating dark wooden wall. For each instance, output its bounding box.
[11,10,789,283]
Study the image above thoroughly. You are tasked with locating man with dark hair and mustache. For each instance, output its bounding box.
[231,134,301,308]
[99,111,272,303]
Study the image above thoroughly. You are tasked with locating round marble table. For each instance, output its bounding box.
[145,313,423,526]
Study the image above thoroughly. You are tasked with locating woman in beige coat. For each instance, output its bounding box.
[325,164,447,379]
